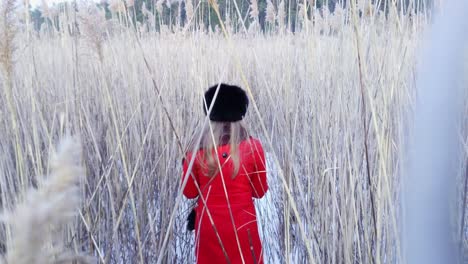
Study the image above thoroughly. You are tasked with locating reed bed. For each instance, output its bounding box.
[0,0,466,263]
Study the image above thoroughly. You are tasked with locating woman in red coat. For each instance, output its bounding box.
[182,83,268,264]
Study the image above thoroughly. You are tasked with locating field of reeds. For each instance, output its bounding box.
[0,0,467,263]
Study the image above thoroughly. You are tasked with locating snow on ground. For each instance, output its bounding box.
[256,152,284,263]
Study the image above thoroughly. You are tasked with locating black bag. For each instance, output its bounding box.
[187,208,196,231]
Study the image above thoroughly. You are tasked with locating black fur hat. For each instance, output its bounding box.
[203,83,249,122]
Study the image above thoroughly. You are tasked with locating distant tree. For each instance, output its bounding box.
[30,8,44,32]
[26,0,432,34]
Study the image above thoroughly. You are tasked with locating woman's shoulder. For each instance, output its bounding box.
[240,136,264,149]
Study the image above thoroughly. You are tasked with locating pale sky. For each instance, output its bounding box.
[29,0,99,8]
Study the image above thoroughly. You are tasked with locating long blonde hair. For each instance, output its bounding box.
[190,121,248,178]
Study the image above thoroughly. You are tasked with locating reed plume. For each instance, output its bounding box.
[0,0,16,80]
[126,0,135,8]
[265,0,276,26]
[109,0,126,14]
[249,0,259,26]
[185,0,194,26]
[0,137,92,264]
[78,3,107,62]
[156,0,164,16]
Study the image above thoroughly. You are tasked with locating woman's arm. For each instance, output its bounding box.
[249,140,268,198]
[182,154,199,199]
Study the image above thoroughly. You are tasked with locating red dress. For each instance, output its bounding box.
[182,137,268,264]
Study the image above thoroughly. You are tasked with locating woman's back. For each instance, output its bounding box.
[184,137,267,201]
[182,83,268,264]
[183,137,268,264]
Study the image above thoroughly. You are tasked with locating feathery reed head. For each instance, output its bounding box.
[0,0,17,79]
[78,3,107,62]
[1,136,91,264]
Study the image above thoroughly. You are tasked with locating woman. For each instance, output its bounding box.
[182,83,268,264]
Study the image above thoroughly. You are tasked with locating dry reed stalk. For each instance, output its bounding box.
[0,137,92,264]
[460,158,468,254]
[0,0,29,198]
[95,56,146,264]
[277,1,285,32]
[349,2,378,262]
[142,2,156,31]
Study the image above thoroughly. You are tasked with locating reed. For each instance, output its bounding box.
[0,0,466,263]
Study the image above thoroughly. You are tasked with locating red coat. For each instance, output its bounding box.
[182,137,268,264]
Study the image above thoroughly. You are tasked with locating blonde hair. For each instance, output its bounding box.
[190,121,248,178]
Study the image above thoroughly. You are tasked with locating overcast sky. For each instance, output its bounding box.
[29,0,68,7]
[29,0,99,8]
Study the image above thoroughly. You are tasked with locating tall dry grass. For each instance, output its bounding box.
[0,0,466,263]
